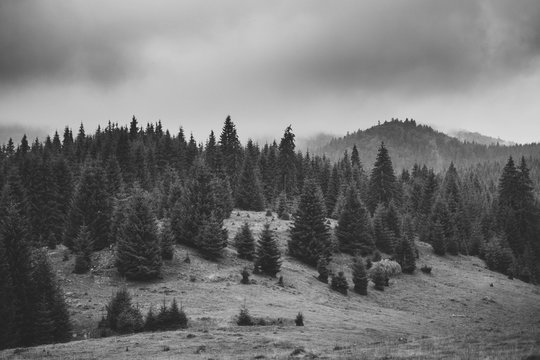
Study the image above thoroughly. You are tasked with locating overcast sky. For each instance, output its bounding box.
[1,0,540,145]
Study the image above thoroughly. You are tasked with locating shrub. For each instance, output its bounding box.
[420,265,432,274]
[74,255,90,274]
[365,258,373,270]
[330,271,349,295]
[168,298,188,329]
[372,250,382,262]
[277,276,284,287]
[295,312,304,326]
[144,307,158,331]
[371,266,386,291]
[483,238,515,275]
[237,303,254,326]
[266,209,273,217]
[117,307,144,334]
[241,267,250,285]
[369,259,402,280]
[317,257,330,284]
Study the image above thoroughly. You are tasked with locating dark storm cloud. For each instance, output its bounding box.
[2,0,539,94]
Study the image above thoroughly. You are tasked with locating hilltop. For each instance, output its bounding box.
[313,119,540,172]
[2,210,539,359]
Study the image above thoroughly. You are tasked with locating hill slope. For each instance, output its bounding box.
[315,119,540,172]
[2,210,540,359]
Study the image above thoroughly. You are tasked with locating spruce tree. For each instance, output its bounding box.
[234,222,255,260]
[367,142,398,213]
[219,116,243,193]
[351,257,368,295]
[394,238,416,273]
[336,185,374,255]
[278,125,297,197]
[255,223,282,277]
[289,179,331,266]
[236,156,265,211]
[115,190,162,280]
[73,225,93,274]
[373,204,395,254]
[160,219,175,261]
[64,162,112,250]
[0,237,15,350]
[197,212,228,260]
[330,271,349,295]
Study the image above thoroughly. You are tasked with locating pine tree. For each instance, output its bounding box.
[429,220,446,256]
[0,236,15,350]
[317,257,330,283]
[276,191,290,220]
[367,142,398,213]
[255,223,282,277]
[30,251,71,344]
[373,204,395,254]
[197,212,228,260]
[115,190,162,280]
[219,116,243,193]
[289,179,331,266]
[336,185,374,255]
[234,222,255,260]
[278,125,297,197]
[330,271,349,295]
[64,162,112,250]
[73,225,93,274]
[236,156,265,211]
[394,237,416,273]
[351,257,368,295]
[160,219,175,261]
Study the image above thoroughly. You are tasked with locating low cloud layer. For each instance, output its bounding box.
[1,0,540,142]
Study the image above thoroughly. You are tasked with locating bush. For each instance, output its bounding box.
[372,250,382,262]
[295,312,304,326]
[277,276,284,287]
[266,209,273,217]
[368,259,402,280]
[117,307,144,334]
[317,257,330,284]
[144,307,158,332]
[73,255,90,274]
[330,271,349,295]
[420,265,432,274]
[371,266,386,291]
[365,258,373,270]
[237,303,254,326]
[154,299,188,330]
[241,267,250,285]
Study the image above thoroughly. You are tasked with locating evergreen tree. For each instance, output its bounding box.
[317,257,330,283]
[394,237,416,273]
[0,236,15,350]
[330,271,349,295]
[64,162,112,250]
[289,179,331,266]
[278,125,297,197]
[73,225,93,274]
[234,222,255,260]
[30,251,71,344]
[255,223,282,277]
[236,156,265,211]
[219,116,243,193]
[367,142,398,213]
[160,219,175,261]
[351,257,368,295]
[326,165,340,217]
[372,204,395,254]
[276,191,290,219]
[197,212,228,260]
[115,190,162,280]
[336,185,374,255]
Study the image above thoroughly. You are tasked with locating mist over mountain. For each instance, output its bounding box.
[313,119,540,172]
[449,130,516,146]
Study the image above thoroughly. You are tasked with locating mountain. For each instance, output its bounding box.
[315,118,539,172]
[449,130,515,146]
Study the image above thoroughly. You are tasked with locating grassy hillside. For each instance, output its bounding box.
[2,210,540,359]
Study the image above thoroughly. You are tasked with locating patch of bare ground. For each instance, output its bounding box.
[1,210,539,359]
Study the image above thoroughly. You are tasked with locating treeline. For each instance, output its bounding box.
[1,116,540,349]
[319,118,540,177]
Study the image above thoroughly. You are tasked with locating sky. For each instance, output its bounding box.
[1,0,540,145]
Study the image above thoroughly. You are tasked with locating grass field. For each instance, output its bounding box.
[2,210,539,359]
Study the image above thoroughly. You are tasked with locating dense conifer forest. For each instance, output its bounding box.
[0,116,539,350]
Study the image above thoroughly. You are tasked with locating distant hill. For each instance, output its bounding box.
[314,119,540,172]
[449,130,515,146]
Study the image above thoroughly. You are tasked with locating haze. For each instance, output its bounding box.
[1,0,540,144]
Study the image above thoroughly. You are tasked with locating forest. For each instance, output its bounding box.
[0,116,539,350]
